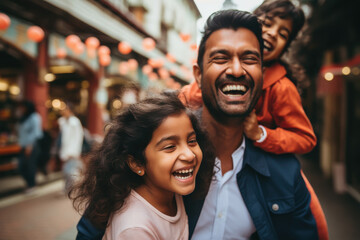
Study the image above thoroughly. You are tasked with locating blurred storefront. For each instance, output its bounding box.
[0,0,200,173]
[297,0,360,202]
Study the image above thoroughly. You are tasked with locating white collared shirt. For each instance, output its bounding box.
[191,138,256,240]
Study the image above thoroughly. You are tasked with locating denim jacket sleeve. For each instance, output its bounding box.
[76,216,105,240]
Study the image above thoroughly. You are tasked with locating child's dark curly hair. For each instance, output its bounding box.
[69,91,215,229]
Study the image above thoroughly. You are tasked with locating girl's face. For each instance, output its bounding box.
[143,112,203,198]
[259,14,293,62]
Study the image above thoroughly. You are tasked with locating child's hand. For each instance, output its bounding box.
[244,110,262,141]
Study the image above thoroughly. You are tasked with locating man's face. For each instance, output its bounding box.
[194,28,263,119]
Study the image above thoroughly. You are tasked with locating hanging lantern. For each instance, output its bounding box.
[0,13,11,31]
[118,62,129,75]
[166,53,176,63]
[128,59,138,71]
[158,68,170,80]
[66,35,80,49]
[73,42,85,55]
[56,48,67,59]
[142,38,156,51]
[27,26,45,42]
[98,45,110,56]
[118,41,132,55]
[190,43,197,51]
[180,33,191,42]
[85,37,100,50]
[142,64,153,75]
[148,58,164,69]
[99,54,111,66]
[148,72,158,82]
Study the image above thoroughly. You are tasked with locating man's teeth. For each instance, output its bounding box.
[222,85,247,94]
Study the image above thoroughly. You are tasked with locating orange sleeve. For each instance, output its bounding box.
[254,79,317,154]
[301,170,329,240]
[179,81,203,109]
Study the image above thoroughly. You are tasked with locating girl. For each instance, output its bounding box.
[179,0,328,239]
[70,91,214,239]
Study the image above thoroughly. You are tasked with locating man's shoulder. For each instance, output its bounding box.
[245,140,301,180]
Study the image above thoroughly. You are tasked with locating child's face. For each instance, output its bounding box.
[259,14,293,62]
[143,112,203,197]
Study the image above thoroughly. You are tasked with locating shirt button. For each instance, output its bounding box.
[272,203,279,211]
[217,212,222,218]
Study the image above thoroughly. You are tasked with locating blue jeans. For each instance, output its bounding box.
[63,157,83,193]
[18,142,41,188]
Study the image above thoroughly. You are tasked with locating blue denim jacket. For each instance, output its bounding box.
[76,138,318,240]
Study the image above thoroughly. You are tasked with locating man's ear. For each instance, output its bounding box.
[193,64,202,88]
[126,155,145,176]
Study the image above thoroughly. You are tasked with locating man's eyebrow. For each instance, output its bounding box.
[209,49,229,58]
[243,50,261,58]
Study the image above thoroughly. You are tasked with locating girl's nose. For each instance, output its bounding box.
[178,147,196,162]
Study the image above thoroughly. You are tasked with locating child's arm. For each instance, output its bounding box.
[246,79,317,154]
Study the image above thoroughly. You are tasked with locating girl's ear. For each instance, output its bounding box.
[127,155,145,176]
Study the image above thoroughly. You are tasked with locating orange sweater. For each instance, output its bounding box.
[179,62,316,154]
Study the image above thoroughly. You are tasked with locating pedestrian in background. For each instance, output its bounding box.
[16,100,43,193]
[58,103,84,194]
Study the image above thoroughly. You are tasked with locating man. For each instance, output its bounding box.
[76,10,318,239]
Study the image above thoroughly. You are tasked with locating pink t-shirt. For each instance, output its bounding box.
[103,190,189,240]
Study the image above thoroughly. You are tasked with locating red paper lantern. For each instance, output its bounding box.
[66,35,80,49]
[73,42,85,55]
[190,43,197,51]
[99,54,111,66]
[142,38,156,51]
[85,37,100,49]
[180,33,191,42]
[27,26,44,42]
[166,53,176,63]
[118,62,129,75]
[98,45,110,56]
[118,41,132,55]
[148,58,164,69]
[158,68,170,80]
[0,13,11,31]
[148,72,158,81]
[56,48,67,59]
[142,65,153,75]
[128,59,138,71]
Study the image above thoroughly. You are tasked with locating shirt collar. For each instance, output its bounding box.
[242,137,271,177]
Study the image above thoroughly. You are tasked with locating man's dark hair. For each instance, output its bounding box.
[254,0,305,51]
[197,9,264,72]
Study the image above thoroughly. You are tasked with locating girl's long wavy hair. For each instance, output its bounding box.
[69,91,215,229]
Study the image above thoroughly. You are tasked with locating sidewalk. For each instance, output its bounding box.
[0,178,80,240]
[300,157,360,240]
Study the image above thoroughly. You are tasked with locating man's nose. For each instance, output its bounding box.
[226,57,246,78]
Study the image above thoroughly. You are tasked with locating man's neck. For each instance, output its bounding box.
[201,107,245,175]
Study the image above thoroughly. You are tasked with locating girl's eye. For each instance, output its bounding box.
[188,138,198,146]
[162,145,175,151]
